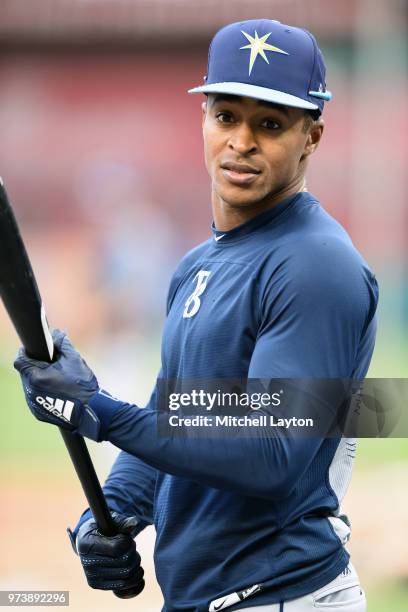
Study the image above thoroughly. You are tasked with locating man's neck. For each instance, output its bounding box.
[212,180,308,232]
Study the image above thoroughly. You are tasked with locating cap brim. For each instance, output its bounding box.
[188,82,319,111]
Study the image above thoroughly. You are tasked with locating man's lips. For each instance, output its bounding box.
[221,161,261,174]
[220,161,261,186]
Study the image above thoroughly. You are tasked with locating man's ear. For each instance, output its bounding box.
[201,100,207,127]
[303,118,324,157]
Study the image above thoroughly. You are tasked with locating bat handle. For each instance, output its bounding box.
[60,431,142,599]
[59,430,117,532]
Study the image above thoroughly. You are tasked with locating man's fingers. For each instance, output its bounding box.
[81,559,144,581]
[52,328,84,362]
[85,566,144,591]
[88,579,145,594]
[14,330,64,373]
[77,530,136,558]
[51,328,66,349]
[79,547,141,569]
[111,513,139,536]
[113,578,145,599]
[14,348,49,372]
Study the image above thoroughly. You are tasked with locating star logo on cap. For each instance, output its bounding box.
[240,30,289,76]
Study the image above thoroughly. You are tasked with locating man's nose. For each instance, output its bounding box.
[228,124,257,155]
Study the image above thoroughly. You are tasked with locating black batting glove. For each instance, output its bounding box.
[68,512,145,598]
[14,329,101,439]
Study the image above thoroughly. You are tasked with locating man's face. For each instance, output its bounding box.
[202,94,322,208]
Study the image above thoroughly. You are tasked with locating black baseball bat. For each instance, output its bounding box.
[0,178,141,598]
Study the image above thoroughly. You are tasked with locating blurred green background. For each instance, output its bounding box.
[0,0,407,610]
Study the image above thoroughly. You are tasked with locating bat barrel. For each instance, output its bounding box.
[0,182,51,361]
[0,180,143,597]
[0,183,118,534]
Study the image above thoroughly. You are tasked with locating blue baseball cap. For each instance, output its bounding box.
[188,19,332,114]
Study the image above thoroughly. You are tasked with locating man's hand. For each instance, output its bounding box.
[68,512,145,597]
[14,329,102,440]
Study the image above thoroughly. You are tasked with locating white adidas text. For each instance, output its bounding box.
[36,396,74,422]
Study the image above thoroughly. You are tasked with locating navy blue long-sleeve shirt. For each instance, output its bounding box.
[82,192,378,611]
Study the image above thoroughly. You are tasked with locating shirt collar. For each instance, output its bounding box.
[211,192,306,245]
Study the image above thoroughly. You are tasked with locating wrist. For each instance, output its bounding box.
[87,389,128,440]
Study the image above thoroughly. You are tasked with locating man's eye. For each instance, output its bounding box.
[216,112,234,124]
[261,119,281,130]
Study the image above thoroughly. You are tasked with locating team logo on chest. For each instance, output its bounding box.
[183,270,211,319]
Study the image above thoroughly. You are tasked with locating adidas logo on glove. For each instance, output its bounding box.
[36,396,74,422]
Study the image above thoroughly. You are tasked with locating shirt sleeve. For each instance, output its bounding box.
[103,397,319,501]
[249,234,378,378]
[102,450,156,528]
[89,236,378,500]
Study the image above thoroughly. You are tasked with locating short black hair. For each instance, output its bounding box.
[308,109,321,121]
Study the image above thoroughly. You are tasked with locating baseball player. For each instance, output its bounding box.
[15,19,378,612]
